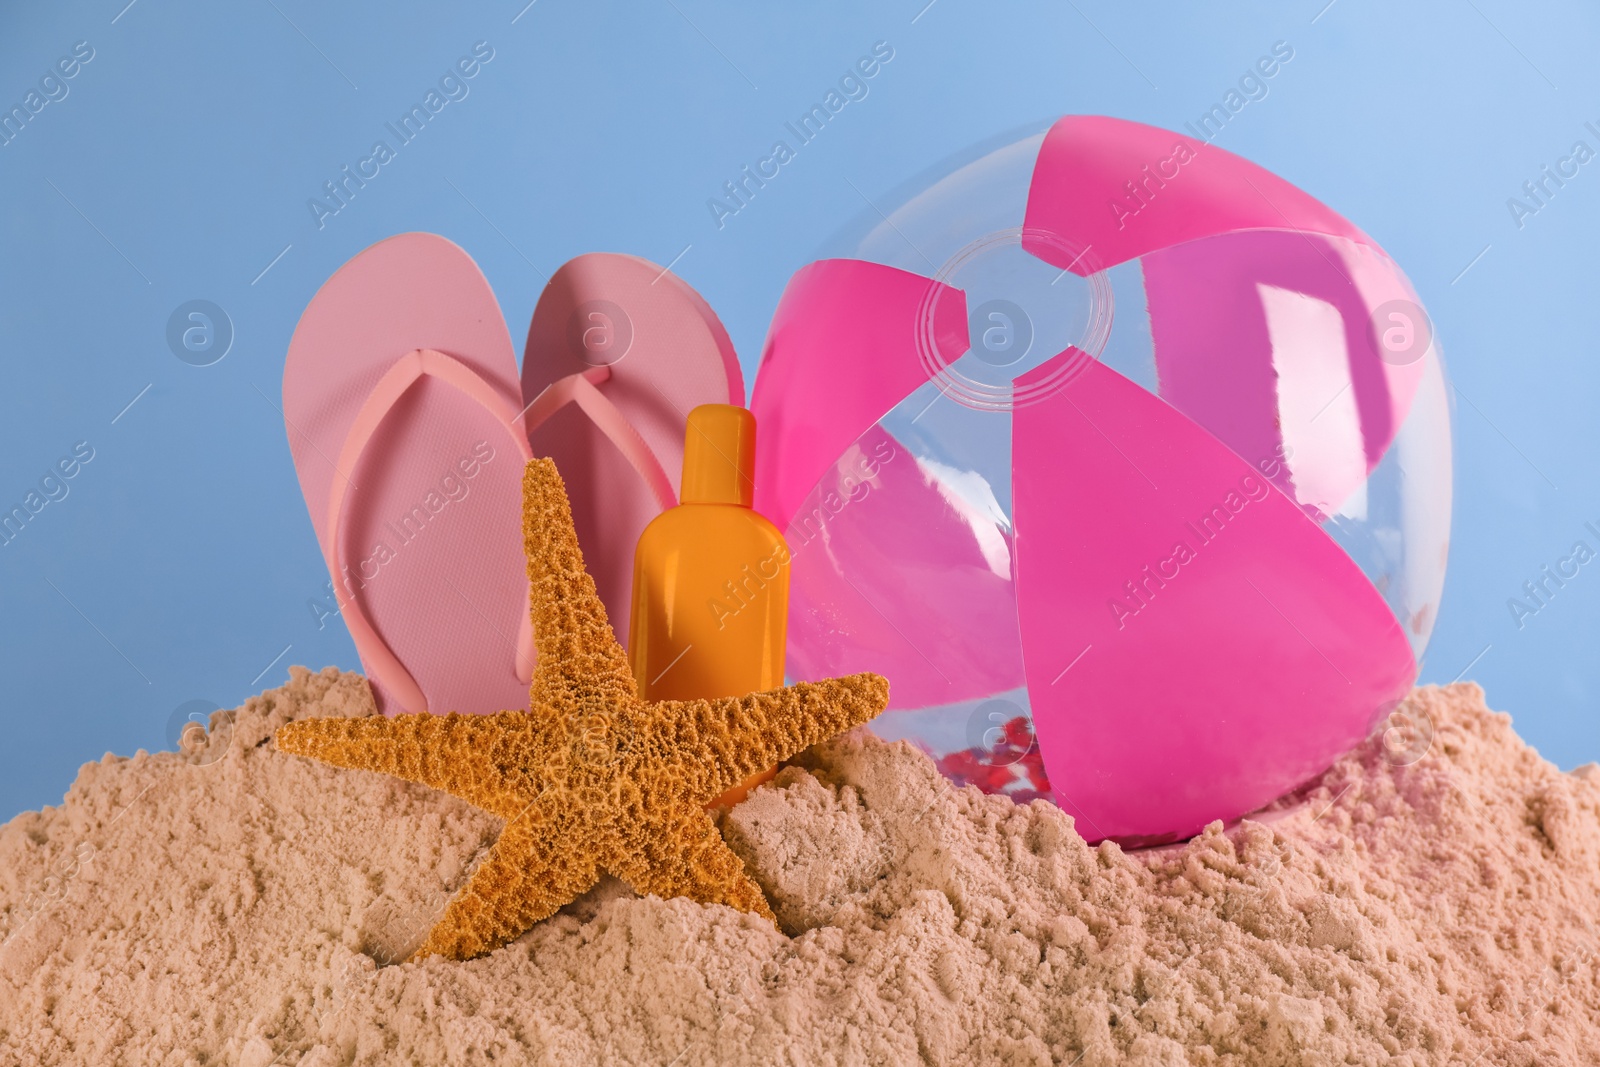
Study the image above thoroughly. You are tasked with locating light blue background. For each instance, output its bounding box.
[0,0,1595,821]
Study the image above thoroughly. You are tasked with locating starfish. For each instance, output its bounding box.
[275,457,889,962]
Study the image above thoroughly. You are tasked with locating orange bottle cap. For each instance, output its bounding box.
[680,404,755,507]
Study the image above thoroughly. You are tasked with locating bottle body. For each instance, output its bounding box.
[628,403,789,807]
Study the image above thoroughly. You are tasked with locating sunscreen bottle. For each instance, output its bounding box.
[628,404,788,807]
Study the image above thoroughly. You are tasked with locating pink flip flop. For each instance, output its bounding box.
[520,253,746,640]
[283,232,535,717]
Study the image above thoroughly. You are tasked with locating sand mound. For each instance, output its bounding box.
[2,668,1599,1065]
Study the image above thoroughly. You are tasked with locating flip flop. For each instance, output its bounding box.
[283,232,535,717]
[520,253,746,641]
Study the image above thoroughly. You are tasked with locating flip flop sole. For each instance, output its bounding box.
[284,233,532,716]
[521,253,745,643]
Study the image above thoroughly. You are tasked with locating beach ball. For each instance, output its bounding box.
[750,116,1451,846]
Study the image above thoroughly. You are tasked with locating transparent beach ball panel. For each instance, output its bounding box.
[765,117,1451,845]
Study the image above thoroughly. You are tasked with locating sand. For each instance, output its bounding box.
[2,668,1599,1065]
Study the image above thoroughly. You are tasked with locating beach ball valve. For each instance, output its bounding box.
[751,115,1452,846]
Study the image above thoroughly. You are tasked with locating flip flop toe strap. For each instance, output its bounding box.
[326,349,535,714]
[519,366,678,513]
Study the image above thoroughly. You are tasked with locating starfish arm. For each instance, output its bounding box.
[273,712,546,822]
[522,458,638,716]
[643,673,890,804]
[412,808,600,962]
[608,797,775,923]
